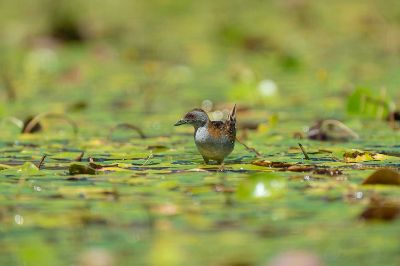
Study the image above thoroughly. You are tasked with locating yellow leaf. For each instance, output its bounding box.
[343,150,387,163]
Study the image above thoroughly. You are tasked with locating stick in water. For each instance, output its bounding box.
[298,143,310,160]
[37,155,47,169]
[236,137,261,157]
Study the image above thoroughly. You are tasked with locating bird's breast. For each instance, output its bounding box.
[194,126,234,160]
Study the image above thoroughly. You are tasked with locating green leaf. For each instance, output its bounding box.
[0,162,40,175]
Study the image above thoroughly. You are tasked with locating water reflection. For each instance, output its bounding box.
[253,182,270,197]
[14,214,24,225]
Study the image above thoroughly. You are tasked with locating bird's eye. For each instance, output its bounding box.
[186,113,194,119]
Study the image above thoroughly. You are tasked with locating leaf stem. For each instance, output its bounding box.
[298,143,310,160]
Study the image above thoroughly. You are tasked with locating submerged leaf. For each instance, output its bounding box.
[362,169,400,185]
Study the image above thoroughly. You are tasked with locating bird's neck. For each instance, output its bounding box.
[193,121,208,137]
[193,120,209,131]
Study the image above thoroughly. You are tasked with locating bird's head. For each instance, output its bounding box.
[174,109,209,128]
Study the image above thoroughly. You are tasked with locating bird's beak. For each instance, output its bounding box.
[174,119,188,126]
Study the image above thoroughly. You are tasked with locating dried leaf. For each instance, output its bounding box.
[69,164,96,175]
[362,169,400,185]
[313,168,343,176]
[287,165,314,172]
[343,150,387,163]
[308,120,359,141]
[360,200,400,221]
[252,160,293,168]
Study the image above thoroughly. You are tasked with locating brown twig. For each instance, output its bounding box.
[108,123,147,139]
[236,137,261,157]
[298,143,310,160]
[388,112,399,131]
[22,112,78,135]
[37,155,47,169]
[75,152,84,162]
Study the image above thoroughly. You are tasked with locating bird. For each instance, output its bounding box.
[174,104,236,164]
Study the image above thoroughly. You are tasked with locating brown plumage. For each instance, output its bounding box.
[174,105,237,164]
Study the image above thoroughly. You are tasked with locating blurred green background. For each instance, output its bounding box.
[1,0,400,126]
[1,1,400,266]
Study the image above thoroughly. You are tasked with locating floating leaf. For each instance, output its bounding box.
[252,160,293,168]
[0,162,40,176]
[343,150,387,163]
[287,165,315,172]
[17,162,40,174]
[313,168,343,176]
[253,160,341,175]
[362,169,400,185]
